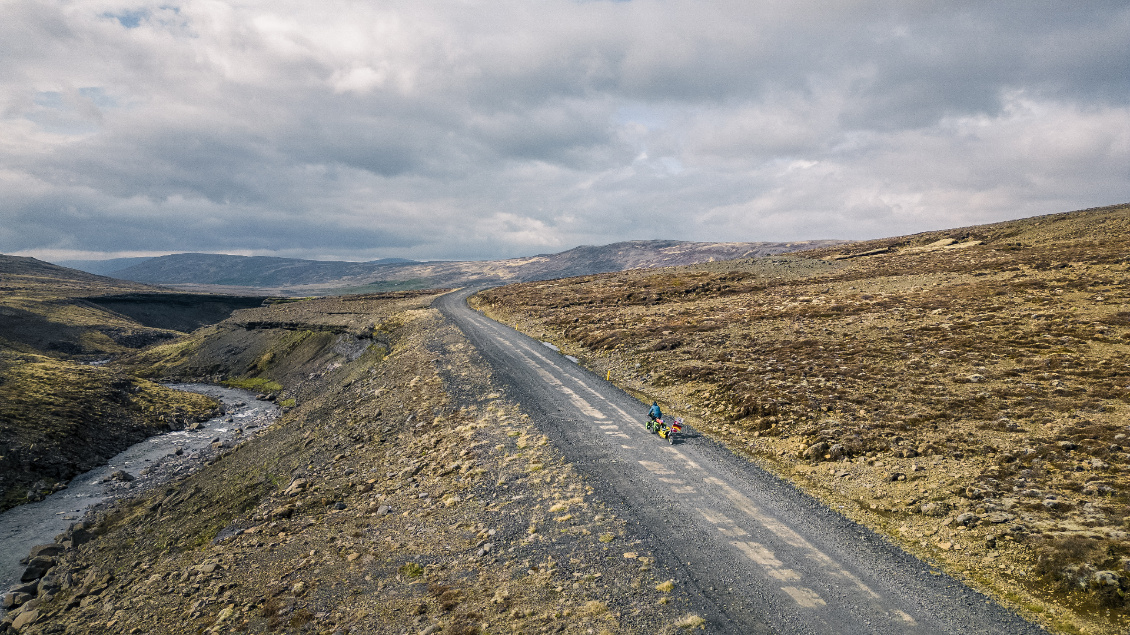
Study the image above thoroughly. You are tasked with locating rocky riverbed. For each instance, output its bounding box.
[1,385,279,613]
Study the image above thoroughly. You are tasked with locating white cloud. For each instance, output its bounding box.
[1,0,1128,262]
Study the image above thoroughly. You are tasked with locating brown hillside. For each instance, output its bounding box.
[0,256,257,511]
[472,202,1130,635]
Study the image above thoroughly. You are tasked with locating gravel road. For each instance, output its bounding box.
[437,288,1045,634]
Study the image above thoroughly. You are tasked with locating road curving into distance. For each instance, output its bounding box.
[437,288,1044,634]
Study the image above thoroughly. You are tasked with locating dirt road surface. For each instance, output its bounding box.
[437,288,1044,634]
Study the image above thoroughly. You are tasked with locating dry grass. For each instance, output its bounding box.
[0,350,218,510]
[28,294,686,634]
[472,203,1130,635]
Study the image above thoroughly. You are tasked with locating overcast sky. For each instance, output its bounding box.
[3,1,1128,263]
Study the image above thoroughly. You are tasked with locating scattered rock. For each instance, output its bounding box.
[1083,481,1114,496]
[283,478,309,497]
[955,512,978,526]
[985,512,1015,524]
[491,588,510,605]
[1043,497,1071,511]
[109,470,135,482]
[920,502,946,517]
[1092,571,1123,589]
[270,505,295,519]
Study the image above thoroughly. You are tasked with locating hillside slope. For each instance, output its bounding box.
[0,255,263,511]
[7,292,694,634]
[472,202,1130,635]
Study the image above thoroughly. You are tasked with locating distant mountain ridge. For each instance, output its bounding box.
[106,254,417,287]
[55,257,157,276]
[97,240,849,294]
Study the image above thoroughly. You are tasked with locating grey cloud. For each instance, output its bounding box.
[2,1,1128,262]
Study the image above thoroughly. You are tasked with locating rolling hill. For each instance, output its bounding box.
[471,202,1130,634]
[99,239,848,294]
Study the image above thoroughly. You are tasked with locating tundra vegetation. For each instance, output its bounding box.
[6,291,697,634]
[0,257,221,511]
[472,203,1130,635]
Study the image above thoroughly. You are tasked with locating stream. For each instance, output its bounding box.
[0,384,280,593]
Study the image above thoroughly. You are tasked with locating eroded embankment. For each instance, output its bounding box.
[0,354,221,512]
[0,385,278,595]
[4,292,698,635]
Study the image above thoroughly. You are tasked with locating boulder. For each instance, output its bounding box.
[270,505,295,519]
[955,512,978,526]
[802,442,829,461]
[196,562,222,574]
[985,512,1016,524]
[109,470,134,482]
[37,572,63,596]
[1083,482,1114,496]
[11,608,39,631]
[3,592,32,610]
[8,582,39,597]
[920,502,945,517]
[28,544,65,559]
[69,526,95,547]
[1043,497,1071,511]
[283,478,309,497]
[20,556,55,583]
[81,568,113,594]
[1092,570,1123,589]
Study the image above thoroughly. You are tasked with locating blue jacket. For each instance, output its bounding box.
[648,404,662,420]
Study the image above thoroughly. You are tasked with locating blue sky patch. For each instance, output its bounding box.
[103,9,149,29]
